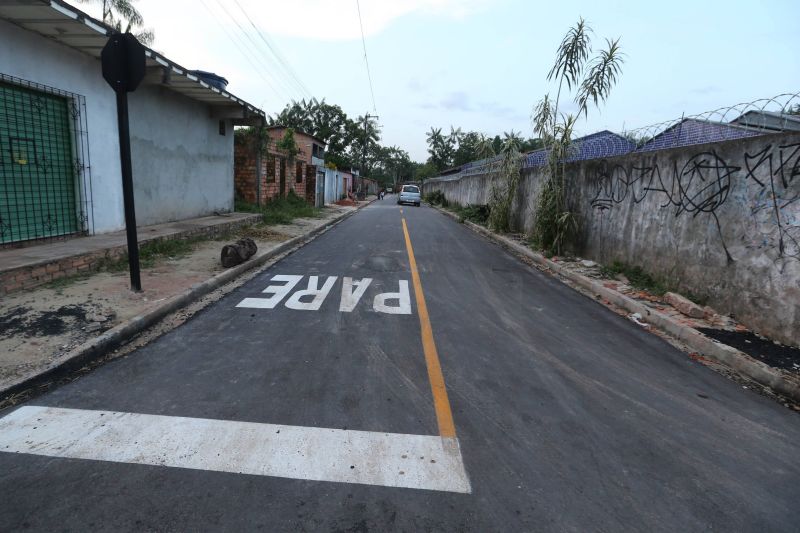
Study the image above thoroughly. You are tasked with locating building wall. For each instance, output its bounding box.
[426,132,800,347]
[234,134,317,205]
[2,19,239,234]
[128,86,234,225]
[0,18,124,234]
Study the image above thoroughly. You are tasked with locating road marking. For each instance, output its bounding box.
[237,275,411,314]
[340,277,372,312]
[373,280,412,314]
[401,218,457,438]
[236,274,302,309]
[285,275,337,311]
[0,406,471,493]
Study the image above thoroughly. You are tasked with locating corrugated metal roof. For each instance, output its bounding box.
[637,119,764,152]
[730,110,800,132]
[524,131,635,167]
[0,0,265,124]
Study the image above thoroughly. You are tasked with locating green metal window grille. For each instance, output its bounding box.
[0,74,93,245]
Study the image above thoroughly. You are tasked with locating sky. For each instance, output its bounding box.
[81,0,800,162]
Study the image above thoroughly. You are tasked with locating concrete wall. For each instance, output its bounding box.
[129,86,233,225]
[2,20,236,232]
[426,132,800,346]
[322,168,346,204]
[0,18,124,234]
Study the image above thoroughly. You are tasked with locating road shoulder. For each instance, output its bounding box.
[431,205,800,407]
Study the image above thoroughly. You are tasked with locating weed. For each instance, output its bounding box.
[424,190,448,207]
[236,190,320,225]
[599,260,668,295]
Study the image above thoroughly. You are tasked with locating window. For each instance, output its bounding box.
[296,161,303,183]
[218,120,226,136]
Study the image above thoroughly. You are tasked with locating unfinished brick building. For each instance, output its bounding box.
[234,126,326,205]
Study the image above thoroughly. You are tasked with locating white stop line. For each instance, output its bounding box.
[0,406,471,493]
[237,275,412,314]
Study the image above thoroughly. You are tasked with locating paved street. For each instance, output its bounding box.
[1,200,799,532]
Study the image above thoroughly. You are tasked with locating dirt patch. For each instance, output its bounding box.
[0,304,94,338]
[698,328,800,375]
[0,205,355,392]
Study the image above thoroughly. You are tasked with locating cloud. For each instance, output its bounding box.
[440,91,472,111]
[222,0,492,41]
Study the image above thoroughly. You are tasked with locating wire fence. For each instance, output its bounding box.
[429,90,800,182]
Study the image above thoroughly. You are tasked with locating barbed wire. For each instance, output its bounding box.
[427,90,800,183]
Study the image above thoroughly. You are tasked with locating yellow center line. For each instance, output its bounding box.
[401,217,457,439]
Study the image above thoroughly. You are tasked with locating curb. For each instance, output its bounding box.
[434,206,800,403]
[1,201,373,402]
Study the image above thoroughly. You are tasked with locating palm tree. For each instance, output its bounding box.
[80,0,154,45]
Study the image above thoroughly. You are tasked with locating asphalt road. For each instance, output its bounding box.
[1,199,798,532]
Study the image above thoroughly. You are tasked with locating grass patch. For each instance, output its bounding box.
[447,203,490,226]
[236,191,320,226]
[137,238,198,268]
[599,260,669,295]
[42,272,93,292]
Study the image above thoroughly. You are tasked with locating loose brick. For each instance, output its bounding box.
[664,292,705,319]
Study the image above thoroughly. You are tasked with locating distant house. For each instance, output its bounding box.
[636,118,764,153]
[730,110,800,133]
[525,130,635,167]
[234,126,326,206]
[0,0,264,245]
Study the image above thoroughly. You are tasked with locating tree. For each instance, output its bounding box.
[452,131,483,166]
[425,126,461,172]
[531,18,624,254]
[80,0,154,45]
[270,98,358,170]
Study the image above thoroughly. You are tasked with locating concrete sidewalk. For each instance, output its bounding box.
[0,213,262,295]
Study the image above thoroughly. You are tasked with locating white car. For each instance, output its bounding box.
[397,185,421,206]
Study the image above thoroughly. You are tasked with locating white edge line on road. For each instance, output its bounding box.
[0,406,471,494]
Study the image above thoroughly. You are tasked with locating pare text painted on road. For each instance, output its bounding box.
[236,274,412,314]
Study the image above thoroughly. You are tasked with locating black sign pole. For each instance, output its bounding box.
[102,32,146,292]
[115,89,141,291]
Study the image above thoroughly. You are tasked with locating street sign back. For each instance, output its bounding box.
[101,33,146,93]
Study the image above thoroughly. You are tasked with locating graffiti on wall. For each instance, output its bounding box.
[589,142,800,263]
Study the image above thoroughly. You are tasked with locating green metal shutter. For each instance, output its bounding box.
[0,81,78,243]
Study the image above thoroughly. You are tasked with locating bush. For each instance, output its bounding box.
[424,190,448,207]
[452,204,490,226]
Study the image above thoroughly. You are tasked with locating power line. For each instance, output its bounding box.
[197,0,291,105]
[211,0,304,102]
[231,0,313,100]
[355,0,377,114]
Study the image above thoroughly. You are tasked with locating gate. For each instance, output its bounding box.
[0,76,92,244]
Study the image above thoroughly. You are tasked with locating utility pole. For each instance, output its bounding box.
[362,113,378,179]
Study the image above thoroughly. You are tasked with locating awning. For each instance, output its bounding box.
[0,0,266,125]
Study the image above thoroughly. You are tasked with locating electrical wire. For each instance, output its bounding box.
[231,0,313,100]
[211,0,303,102]
[197,0,291,105]
[355,0,377,114]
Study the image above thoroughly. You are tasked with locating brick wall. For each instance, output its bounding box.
[0,215,260,296]
[234,136,317,206]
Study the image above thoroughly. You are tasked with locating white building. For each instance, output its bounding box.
[0,0,264,245]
